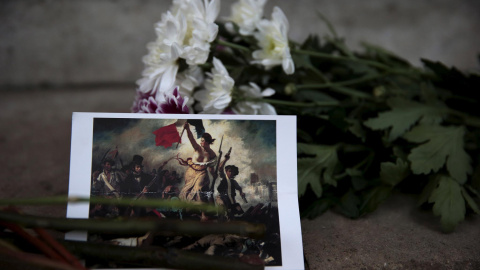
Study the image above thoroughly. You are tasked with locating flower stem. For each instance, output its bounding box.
[298,73,386,89]
[293,48,391,70]
[447,108,480,128]
[296,73,393,99]
[255,98,339,108]
[60,240,264,270]
[0,196,218,213]
[0,211,265,238]
[216,39,251,53]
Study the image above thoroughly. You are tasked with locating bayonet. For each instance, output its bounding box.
[208,135,224,202]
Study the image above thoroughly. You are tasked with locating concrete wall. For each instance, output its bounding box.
[1,0,479,89]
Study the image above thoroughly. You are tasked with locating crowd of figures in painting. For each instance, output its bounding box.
[87,118,282,267]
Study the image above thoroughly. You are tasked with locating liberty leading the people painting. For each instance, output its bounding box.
[88,117,282,267]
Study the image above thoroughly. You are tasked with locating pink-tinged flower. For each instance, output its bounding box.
[159,86,190,114]
[222,108,236,114]
[132,86,189,114]
[132,89,159,113]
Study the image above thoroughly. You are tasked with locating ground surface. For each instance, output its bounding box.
[1,87,479,269]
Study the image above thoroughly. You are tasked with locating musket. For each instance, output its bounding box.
[122,156,175,216]
[241,193,248,204]
[133,155,176,200]
[208,135,224,202]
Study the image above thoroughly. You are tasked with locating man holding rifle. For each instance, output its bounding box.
[216,149,247,220]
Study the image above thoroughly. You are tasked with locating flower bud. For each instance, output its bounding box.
[373,85,386,98]
[285,83,297,95]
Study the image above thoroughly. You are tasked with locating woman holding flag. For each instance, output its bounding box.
[178,122,217,221]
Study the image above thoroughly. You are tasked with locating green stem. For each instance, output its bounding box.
[0,211,265,238]
[466,185,479,197]
[293,48,391,70]
[334,151,373,180]
[305,64,330,83]
[297,73,386,89]
[297,73,381,99]
[315,10,339,40]
[60,240,264,270]
[216,39,251,53]
[255,98,339,108]
[447,109,480,128]
[0,196,218,213]
[296,83,372,99]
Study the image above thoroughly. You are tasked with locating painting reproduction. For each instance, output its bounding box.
[66,112,303,269]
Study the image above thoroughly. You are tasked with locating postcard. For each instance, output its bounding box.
[66,112,303,269]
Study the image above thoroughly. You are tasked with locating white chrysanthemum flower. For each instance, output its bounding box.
[172,0,220,65]
[226,0,267,36]
[137,10,186,96]
[194,57,234,114]
[137,42,180,98]
[252,6,295,75]
[137,0,219,98]
[232,82,277,115]
[175,65,204,109]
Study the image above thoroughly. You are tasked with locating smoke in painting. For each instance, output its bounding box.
[89,118,281,267]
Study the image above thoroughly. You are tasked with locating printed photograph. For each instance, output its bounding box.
[88,117,282,266]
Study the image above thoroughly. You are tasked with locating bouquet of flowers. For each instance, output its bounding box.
[132,0,480,232]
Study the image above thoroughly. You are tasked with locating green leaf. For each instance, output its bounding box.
[428,175,465,232]
[403,125,472,184]
[301,199,332,219]
[361,41,411,68]
[297,128,314,143]
[346,118,366,142]
[295,89,336,103]
[418,175,440,206]
[297,143,339,197]
[292,52,314,70]
[472,166,480,191]
[328,108,349,131]
[461,188,480,214]
[360,186,392,215]
[338,189,361,218]
[346,168,367,191]
[379,158,409,186]
[364,97,445,141]
[229,66,245,81]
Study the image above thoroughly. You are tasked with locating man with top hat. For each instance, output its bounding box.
[121,155,155,198]
[120,155,158,217]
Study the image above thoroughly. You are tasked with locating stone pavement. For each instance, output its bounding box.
[1,87,479,269]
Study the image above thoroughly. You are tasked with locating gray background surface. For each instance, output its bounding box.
[1,0,479,88]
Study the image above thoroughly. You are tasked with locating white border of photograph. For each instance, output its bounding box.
[66,112,303,270]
